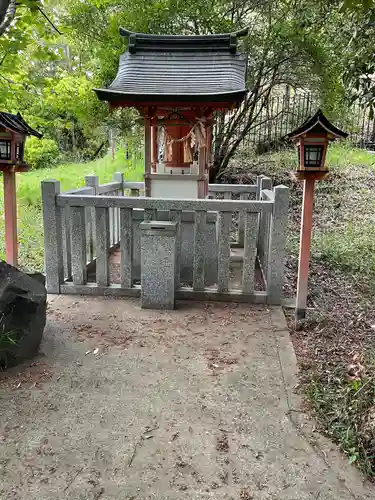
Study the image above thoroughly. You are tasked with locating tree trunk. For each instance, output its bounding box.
[0,0,16,37]
[0,1,10,24]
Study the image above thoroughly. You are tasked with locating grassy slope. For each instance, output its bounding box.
[0,152,143,271]
[271,144,375,288]
[255,143,375,478]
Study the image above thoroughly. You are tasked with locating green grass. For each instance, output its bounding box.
[0,151,143,271]
[326,142,375,171]
[318,225,375,288]
[258,142,375,289]
[307,356,375,478]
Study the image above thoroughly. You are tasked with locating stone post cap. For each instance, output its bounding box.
[140,221,178,236]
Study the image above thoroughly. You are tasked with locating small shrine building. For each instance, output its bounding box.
[95,28,248,198]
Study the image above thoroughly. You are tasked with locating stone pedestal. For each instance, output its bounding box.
[140,221,177,310]
[132,210,218,285]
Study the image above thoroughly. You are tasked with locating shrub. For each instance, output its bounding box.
[25,137,60,169]
[0,315,19,370]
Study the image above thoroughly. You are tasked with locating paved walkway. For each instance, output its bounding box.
[0,296,373,499]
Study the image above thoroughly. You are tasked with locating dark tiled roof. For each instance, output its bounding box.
[285,109,348,140]
[95,29,248,105]
[0,112,42,138]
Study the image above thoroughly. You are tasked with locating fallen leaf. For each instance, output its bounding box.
[171,432,179,441]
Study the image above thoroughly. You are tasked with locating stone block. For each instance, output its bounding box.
[140,221,177,310]
[132,210,218,286]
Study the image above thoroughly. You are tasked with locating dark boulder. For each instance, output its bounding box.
[0,262,47,369]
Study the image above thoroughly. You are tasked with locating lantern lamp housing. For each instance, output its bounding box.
[0,112,42,172]
[0,138,11,160]
[285,109,348,173]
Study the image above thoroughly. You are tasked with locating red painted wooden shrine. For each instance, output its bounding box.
[95,28,248,198]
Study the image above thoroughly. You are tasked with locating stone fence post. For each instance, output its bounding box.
[140,221,177,309]
[85,175,99,264]
[257,176,272,274]
[113,172,124,195]
[266,185,289,305]
[42,180,64,294]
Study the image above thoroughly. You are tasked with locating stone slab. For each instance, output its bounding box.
[132,210,218,285]
[140,222,176,309]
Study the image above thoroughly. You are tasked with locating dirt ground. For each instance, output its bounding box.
[0,296,374,500]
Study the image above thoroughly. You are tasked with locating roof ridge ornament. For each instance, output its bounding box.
[119,27,249,55]
[119,27,249,38]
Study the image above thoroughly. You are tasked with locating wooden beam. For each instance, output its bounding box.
[144,114,152,197]
[295,179,315,320]
[151,124,158,172]
[197,123,207,198]
[3,168,18,266]
[206,123,213,166]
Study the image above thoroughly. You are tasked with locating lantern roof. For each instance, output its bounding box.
[285,109,348,140]
[0,112,42,138]
[94,28,249,106]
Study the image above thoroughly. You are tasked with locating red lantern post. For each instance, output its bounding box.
[285,110,348,321]
[0,112,42,266]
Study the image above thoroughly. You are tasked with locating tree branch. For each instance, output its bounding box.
[0,73,22,106]
[37,6,62,35]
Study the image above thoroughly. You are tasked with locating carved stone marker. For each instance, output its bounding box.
[140,221,177,310]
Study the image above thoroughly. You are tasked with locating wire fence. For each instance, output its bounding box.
[230,93,375,154]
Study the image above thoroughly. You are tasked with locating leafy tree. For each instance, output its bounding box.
[1,0,373,171]
[62,0,347,176]
[340,0,375,115]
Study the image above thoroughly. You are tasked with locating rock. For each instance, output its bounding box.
[0,261,47,369]
[27,272,46,286]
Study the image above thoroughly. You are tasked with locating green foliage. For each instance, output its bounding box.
[0,0,374,169]
[1,0,372,170]
[308,356,375,478]
[25,136,60,169]
[336,1,375,113]
[318,225,375,284]
[0,149,144,270]
[0,317,19,370]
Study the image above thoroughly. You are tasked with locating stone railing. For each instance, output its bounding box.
[42,174,288,305]
[122,180,261,247]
